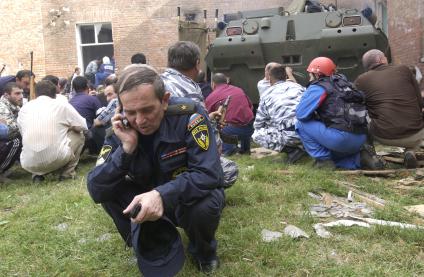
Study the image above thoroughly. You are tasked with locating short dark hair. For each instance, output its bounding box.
[16,70,32,80]
[35,80,57,98]
[196,70,206,83]
[42,75,59,86]
[72,76,88,92]
[212,73,227,85]
[58,78,68,90]
[269,65,287,81]
[117,65,165,101]
[4,82,20,94]
[104,75,118,86]
[131,53,147,64]
[167,41,200,71]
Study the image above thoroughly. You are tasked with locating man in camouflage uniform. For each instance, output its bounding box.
[253,64,306,163]
[161,41,204,105]
[0,82,23,179]
[161,41,238,186]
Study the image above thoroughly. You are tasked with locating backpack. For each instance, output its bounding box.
[317,74,368,133]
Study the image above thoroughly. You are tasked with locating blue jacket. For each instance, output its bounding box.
[0,124,8,140]
[296,84,327,122]
[87,98,224,211]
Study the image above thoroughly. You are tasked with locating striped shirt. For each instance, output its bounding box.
[253,81,305,151]
[96,98,118,126]
[18,96,87,175]
[161,68,204,105]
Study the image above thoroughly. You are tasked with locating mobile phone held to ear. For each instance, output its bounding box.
[122,117,130,128]
[118,98,130,129]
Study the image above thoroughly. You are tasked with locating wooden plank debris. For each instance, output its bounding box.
[338,169,417,177]
[404,205,424,218]
[335,181,386,208]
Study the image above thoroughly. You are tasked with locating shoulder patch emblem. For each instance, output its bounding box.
[191,124,209,150]
[187,113,205,131]
[96,145,112,166]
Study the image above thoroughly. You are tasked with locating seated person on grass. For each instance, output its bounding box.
[296,57,367,169]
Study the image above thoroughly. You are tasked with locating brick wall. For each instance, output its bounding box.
[388,0,424,80]
[0,0,45,78]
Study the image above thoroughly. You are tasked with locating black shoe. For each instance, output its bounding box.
[32,175,45,183]
[404,151,417,169]
[286,148,306,164]
[59,175,75,182]
[360,144,385,170]
[194,257,220,274]
[313,159,336,169]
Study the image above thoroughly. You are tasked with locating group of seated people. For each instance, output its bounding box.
[0,52,146,183]
[200,49,424,170]
[0,46,422,185]
[0,42,423,275]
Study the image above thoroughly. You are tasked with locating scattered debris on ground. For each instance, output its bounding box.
[309,192,374,218]
[348,216,424,230]
[308,188,424,238]
[261,229,283,242]
[55,223,69,231]
[96,233,112,242]
[250,147,279,159]
[404,205,424,218]
[283,225,309,239]
[314,220,370,238]
[335,181,386,209]
[338,169,417,177]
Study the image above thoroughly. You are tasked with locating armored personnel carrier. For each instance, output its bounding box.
[205,0,391,105]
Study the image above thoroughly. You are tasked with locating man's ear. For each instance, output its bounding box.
[162,92,171,110]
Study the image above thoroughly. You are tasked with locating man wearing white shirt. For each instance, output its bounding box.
[257,62,278,99]
[18,80,87,182]
[42,75,68,103]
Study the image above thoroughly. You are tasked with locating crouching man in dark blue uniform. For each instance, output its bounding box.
[87,65,225,276]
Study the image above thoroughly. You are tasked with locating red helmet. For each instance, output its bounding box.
[307,57,336,76]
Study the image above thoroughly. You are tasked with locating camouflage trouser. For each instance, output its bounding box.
[0,137,21,173]
[252,128,301,152]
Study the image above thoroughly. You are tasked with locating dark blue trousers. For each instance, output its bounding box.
[222,123,254,155]
[101,180,225,263]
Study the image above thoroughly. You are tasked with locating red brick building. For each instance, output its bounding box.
[0,0,421,83]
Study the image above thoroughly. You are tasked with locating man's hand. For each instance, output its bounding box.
[209,110,221,121]
[285,66,297,83]
[111,111,138,154]
[209,111,226,130]
[123,190,164,223]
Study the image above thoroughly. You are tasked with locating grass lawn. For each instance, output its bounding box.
[1,153,423,276]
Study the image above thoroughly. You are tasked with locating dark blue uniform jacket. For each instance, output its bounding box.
[87,98,224,212]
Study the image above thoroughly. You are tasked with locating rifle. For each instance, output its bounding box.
[216,96,238,144]
[217,95,231,125]
[29,51,35,100]
[0,64,5,76]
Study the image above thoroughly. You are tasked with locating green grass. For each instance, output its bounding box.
[1,153,424,276]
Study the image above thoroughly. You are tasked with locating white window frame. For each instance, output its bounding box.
[75,22,114,70]
[375,0,388,36]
